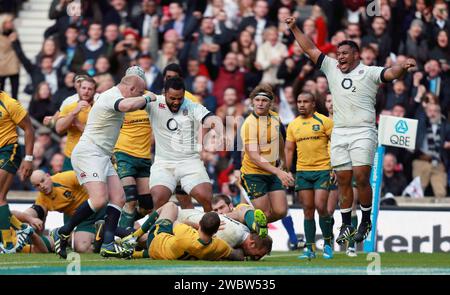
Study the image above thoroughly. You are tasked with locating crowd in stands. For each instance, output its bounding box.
[1,0,450,199]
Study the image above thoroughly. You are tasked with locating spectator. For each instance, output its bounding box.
[362,16,392,65]
[70,22,107,75]
[103,0,132,28]
[10,32,63,95]
[94,73,115,93]
[382,153,408,197]
[94,55,112,76]
[255,26,288,86]
[398,19,428,68]
[238,0,275,46]
[230,29,259,80]
[192,75,217,113]
[61,24,80,68]
[216,87,244,125]
[422,59,450,113]
[385,80,408,111]
[0,14,20,99]
[35,126,59,164]
[413,103,450,198]
[425,1,449,48]
[28,82,54,123]
[428,30,450,74]
[103,23,121,57]
[36,37,66,73]
[159,1,200,41]
[136,52,163,93]
[132,0,158,38]
[360,45,377,66]
[32,141,49,172]
[277,41,308,87]
[211,52,246,106]
[51,71,76,113]
[49,152,65,175]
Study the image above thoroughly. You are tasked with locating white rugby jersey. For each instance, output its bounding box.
[146,95,211,162]
[78,86,124,155]
[177,209,250,248]
[318,54,385,129]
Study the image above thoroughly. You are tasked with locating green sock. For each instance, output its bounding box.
[319,216,333,246]
[349,214,358,248]
[141,210,159,233]
[118,210,137,229]
[304,219,316,251]
[0,204,12,230]
[244,210,255,231]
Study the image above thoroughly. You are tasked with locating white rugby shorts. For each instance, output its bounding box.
[149,158,211,194]
[71,140,117,184]
[330,127,378,170]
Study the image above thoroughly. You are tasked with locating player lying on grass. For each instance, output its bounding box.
[119,199,272,260]
[16,170,106,253]
[120,202,245,260]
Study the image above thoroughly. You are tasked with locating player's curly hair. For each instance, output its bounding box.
[249,83,276,101]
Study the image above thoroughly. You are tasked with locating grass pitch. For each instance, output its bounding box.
[1,251,449,275]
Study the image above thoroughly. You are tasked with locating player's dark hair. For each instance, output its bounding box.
[199,212,221,236]
[298,91,316,103]
[163,63,183,79]
[392,103,406,109]
[164,76,185,93]
[212,194,232,206]
[337,40,360,53]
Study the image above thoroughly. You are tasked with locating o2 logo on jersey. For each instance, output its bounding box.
[166,118,179,131]
[341,78,356,92]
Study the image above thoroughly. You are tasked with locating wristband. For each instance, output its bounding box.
[144,95,152,104]
[24,155,33,162]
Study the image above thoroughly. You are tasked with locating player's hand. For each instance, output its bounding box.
[403,58,417,72]
[18,160,33,181]
[43,115,53,127]
[73,100,89,114]
[284,17,297,30]
[29,218,44,232]
[277,170,295,187]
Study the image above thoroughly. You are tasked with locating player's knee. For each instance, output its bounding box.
[90,196,108,210]
[353,173,370,188]
[124,200,137,213]
[303,208,315,219]
[316,205,328,217]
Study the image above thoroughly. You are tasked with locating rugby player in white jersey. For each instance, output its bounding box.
[51,67,157,258]
[285,17,416,244]
[145,76,218,212]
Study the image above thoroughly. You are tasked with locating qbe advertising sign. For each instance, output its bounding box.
[378,115,418,150]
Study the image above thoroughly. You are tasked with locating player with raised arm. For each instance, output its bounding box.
[0,91,35,253]
[285,92,334,259]
[240,84,295,229]
[144,77,217,212]
[285,17,416,244]
[51,67,157,259]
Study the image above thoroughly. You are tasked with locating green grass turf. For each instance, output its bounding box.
[1,251,449,275]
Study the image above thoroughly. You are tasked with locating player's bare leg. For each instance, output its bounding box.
[176,194,195,209]
[151,185,173,209]
[335,169,356,245]
[352,165,373,243]
[0,170,15,252]
[189,182,213,212]
[252,190,287,223]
